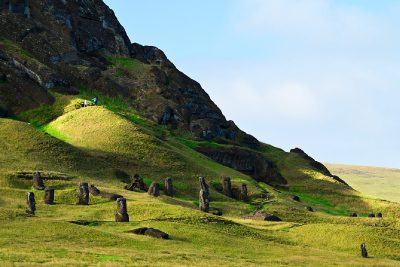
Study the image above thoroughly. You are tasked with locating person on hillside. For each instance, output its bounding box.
[83,99,88,107]
[92,96,98,106]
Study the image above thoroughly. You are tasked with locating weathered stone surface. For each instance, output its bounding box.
[115,198,129,222]
[292,195,300,202]
[199,189,209,213]
[32,171,45,190]
[240,183,248,202]
[222,177,233,198]
[306,206,314,212]
[164,177,173,197]
[89,184,101,196]
[147,182,160,197]
[199,176,209,194]
[129,227,169,239]
[124,174,146,191]
[90,184,123,200]
[210,208,223,216]
[246,212,282,222]
[77,182,89,205]
[350,212,358,217]
[26,192,35,215]
[44,187,54,205]
[361,243,368,258]
[196,147,286,185]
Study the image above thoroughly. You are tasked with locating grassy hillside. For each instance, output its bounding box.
[1,92,400,266]
[326,163,400,203]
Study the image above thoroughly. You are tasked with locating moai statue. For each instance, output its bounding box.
[32,171,45,190]
[240,183,248,202]
[8,1,13,13]
[124,174,146,191]
[24,0,30,18]
[361,243,368,258]
[164,177,173,197]
[115,198,129,222]
[222,177,233,197]
[199,176,209,194]
[199,189,209,212]
[89,184,101,196]
[26,192,36,215]
[77,182,89,205]
[44,187,54,205]
[148,182,160,197]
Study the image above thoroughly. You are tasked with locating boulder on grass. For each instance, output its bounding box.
[246,211,282,222]
[129,227,169,239]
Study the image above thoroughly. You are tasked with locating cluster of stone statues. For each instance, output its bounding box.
[1,0,31,18]
[26,172,250,220]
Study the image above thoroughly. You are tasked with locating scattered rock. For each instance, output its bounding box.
[148,182,160,197]
[77,182,89,205]
[350,212,358,217]
[240,183,248,202]
[222,177,233,198]
[129,228,169,239]
[361,243,368,258]
[44,187,55,205]
[32,171,45,190]
[292,195,300,202]
[164,177,173,197]
[210,208,223,216]
[115,198,129,222]
[368,213,376,218]
[377,213,383,218]
[246,212,282,222]
[306,206,314,212]
[26,192,36,215]
[124,174,146,191]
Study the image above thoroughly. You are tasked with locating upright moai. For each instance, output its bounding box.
[198,176,210,212]
[199,189,209,212]
[115,198,129,222]
[164,177,173,197]
[26,192,36,215]
[32,171,45,190]
[240,183,248,202]
[361,243,368,258]
[8,0,12,13]
[44,187,54,205]
[199,176,209,194]
[77,182,89,205]
[148,182,160,197]
[222,177,233,197]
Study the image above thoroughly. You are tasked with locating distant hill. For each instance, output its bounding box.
[326,164,400,203]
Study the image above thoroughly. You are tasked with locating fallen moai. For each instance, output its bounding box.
[129,228,169,239]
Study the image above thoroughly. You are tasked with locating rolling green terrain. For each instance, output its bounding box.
[1,93,400,266]
[326,163,400,203]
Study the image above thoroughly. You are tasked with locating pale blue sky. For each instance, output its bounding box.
[104,0,400,168]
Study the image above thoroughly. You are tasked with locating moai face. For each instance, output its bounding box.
[116,198,127,214]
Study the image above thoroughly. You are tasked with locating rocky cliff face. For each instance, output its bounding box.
[0,0,259,148]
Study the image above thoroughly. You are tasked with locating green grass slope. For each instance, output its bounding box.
[326,163,400,203]
[1,92,400,266]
